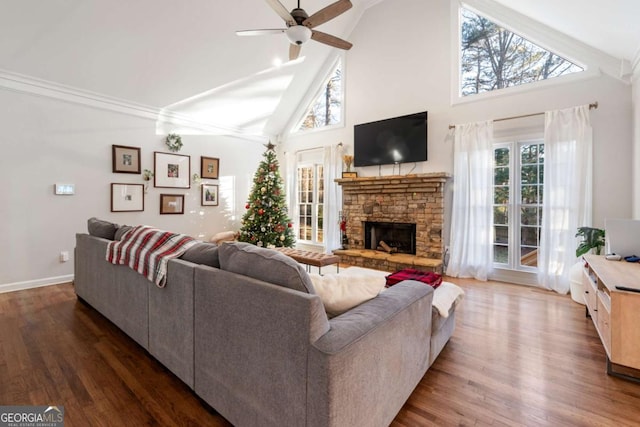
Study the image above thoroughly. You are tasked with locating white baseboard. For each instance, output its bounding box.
[0,275,74,294]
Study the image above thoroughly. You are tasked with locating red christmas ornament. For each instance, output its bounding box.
[258,209,264,215]
[287,223,292,228]
[245,203,250,209]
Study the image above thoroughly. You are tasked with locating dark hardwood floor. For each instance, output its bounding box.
[1,279,639,426]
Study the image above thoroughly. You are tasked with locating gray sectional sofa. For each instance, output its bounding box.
[74,221,457,427]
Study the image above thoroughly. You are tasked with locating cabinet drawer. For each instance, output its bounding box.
[584,277,598,316]
[597,295,611,355]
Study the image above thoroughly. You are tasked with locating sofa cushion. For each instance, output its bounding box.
[308,272,386,317]
[88,217,118,240]
[115,225,133,241]
[181,242,220,268]
[218,242,315,294]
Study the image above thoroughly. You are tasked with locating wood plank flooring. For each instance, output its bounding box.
[1,279,639,426]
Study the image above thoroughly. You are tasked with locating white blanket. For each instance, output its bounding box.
[432,281,465,318]
[311,267,464,318]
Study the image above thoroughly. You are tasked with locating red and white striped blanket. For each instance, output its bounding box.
[106,225,197,287]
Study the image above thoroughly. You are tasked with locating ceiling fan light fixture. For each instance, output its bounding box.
[286,25,312,45]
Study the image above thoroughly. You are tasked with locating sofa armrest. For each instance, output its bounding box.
[313,280,433,353]
[307,280,433,427]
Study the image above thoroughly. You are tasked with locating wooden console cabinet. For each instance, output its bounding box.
[583,254,640,381]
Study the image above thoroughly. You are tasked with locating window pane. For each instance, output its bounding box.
[493,245,508,263]
[494,166,509,185]
[521,207,538,225]
[495,186,509,204]
[299,61,342,130]
[521,185,538,204]
[520,247,538,267]
[521,226,538,246]
[521,165,538,184]
[494,225,509,244]
[521,144,538,164]
[318,166,324,204]
[317,205,324,243]
[494,206,508,225]
[495,148,509,167]
[460,9,583,97]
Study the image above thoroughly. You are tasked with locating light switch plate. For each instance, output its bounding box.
[54,183,75,195]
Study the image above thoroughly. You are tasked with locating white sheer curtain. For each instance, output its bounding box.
[284,151,299,240]
[323,145,342,253]
[448,121,494,280]
[538,105,592,293]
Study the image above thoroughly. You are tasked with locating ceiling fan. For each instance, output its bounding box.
[236,0,353,60]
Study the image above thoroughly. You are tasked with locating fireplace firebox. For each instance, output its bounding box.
[364,222,417,255]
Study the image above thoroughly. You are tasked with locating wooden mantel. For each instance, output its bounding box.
[335,173,451,193]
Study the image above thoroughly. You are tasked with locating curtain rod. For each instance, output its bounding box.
[447,102,598,130]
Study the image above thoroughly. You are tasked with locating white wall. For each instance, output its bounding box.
[633,67,640,219]
[0,88,263,291]
[282,0,633,231]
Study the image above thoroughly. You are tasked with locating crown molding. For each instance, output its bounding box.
[0,68,261,137]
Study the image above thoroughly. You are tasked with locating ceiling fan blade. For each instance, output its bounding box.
[265,0,296,26]
[236,29,286,36]
[303,0,352,28]
[289,44,301,61]
[311,30,353,50]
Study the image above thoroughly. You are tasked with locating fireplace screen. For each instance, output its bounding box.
[364,222,416,255]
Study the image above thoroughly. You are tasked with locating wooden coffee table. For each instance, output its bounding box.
[273,247,340,274]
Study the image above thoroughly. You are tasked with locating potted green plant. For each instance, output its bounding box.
[570,227,605,304]
[575,227,605,257]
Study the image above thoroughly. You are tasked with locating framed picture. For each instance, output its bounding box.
[160,194,184,214]
[111,183,144,212]
[154,152,190,188]
[201,156,220,179]
[201,184,219,206]
[112,145,141,174]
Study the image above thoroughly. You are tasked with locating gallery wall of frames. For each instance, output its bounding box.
[110,136,220,215]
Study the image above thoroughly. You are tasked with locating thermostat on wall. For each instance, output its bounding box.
[54,183,75,195]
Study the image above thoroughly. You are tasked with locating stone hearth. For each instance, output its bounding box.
[334,173,450,273]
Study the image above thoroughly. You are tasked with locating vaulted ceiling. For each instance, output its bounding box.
[1,0,638,137]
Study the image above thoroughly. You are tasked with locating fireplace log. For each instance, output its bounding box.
[379,240,397,254]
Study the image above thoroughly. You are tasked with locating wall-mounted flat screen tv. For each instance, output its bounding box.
[354,111,427,167]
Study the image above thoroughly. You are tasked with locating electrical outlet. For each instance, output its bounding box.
[60,251,69,262]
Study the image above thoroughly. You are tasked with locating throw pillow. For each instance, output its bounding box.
[218,242,315,294]
[87,217,118,240]
[309,273,386,317]
[210,230,237,244]
[114,225,133,241]
[181,242,220,268]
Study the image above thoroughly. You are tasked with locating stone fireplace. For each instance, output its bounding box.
[334,173,450,273]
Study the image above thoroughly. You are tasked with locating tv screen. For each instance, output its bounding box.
[354,111,427,167]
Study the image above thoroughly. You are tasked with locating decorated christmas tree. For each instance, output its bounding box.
[238,142,295,248]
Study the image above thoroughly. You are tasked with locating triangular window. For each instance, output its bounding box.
[298,59,343,131]
[460,8,583,97]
